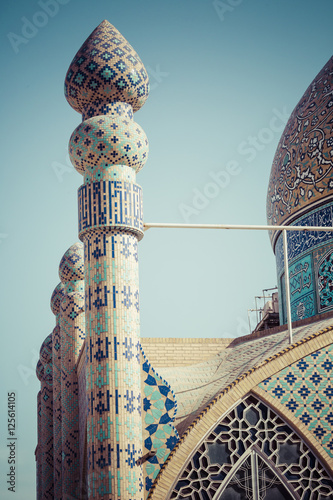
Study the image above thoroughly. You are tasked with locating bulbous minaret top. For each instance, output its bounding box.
[65,20,150,183]
[267,56,333,249]
[64,20,150,115]
[58,242,84,282]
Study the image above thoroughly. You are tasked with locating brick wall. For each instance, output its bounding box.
[140,338,233,367]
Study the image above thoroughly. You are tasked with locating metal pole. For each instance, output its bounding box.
[144,222,333,232]
[143,222,333,345]
[283,229,293,344]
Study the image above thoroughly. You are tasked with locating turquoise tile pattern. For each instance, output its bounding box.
[157,317,333,434]
[64,20,149,114]
[259,344,333,457]
[65,18,150,499]
[169,395,333,500]
[59,243,85,498]
[267,56,333,242]
[140,347,179,496]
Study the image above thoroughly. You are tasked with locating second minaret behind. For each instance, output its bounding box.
[65,20,150,499]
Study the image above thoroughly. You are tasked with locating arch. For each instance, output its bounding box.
[214,448,296,500]
[167,394,333,500]
[148,328,333,499]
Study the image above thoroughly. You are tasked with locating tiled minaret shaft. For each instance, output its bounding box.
[51,283,64,499]
[65,20,149,499]
[39,334,54,499]
[59,243,85,499]
[36,365,44,500]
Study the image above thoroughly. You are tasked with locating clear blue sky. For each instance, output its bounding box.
[1,0,333,497]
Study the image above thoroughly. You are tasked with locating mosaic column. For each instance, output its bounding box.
[64,20,149,499]
[78,350,89,499]
[59,243,85,499]
[51,283,64,499]
[39,334,54,499]
[36,364,44,500]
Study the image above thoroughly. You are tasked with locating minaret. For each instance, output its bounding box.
[36,364,43,500]
[39,334,54,499]
[50,283,64,498]
[58,242,85,498]
[64,20,149,499]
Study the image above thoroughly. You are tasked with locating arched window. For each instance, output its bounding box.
[169,394,333,499]
[216,449,295,499]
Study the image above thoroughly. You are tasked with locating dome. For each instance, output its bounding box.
[69,111,149,175]
[64,20,149,114]
[59,242,84,282]
[267,56,333,249]
[50,283,64,315]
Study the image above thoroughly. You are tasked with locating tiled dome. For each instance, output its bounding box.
[64,20,149,114]
[59,242,84,282]
[267,56,333,248]
[50,283,64,315]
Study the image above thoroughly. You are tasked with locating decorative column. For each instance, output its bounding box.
[58,243,85,498]
[51,283,64,499]
[64,20,149,499]
[36,364,44,500]
[39,334,54,499]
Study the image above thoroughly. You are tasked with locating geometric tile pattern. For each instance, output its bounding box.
[140,348,179,496]
[259,344,333,457]
[50,283,64,499]
[69,104,148,176]
[64,18,150,500]
[52,323,62,498]
[156,318,333,432]
[318,249,333,312]
[59,243,85,499]
[275,197,333,323]
[64,20,149,114]
[274,202,333,275]
[78,352,89,499]
[169,394,333,500]
[83,228,143,499]
[267,56,333,244]
[59,242,84,282]
[289,253,315,322]
[278,253,316,324]
[273,202,333,325]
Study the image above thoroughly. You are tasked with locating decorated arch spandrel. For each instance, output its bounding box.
[148,326,333,500]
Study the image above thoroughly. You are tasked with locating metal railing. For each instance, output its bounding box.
[144,222,333,344]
